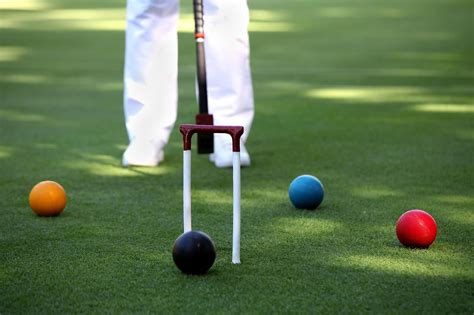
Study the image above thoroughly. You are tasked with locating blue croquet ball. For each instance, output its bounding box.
[288,175,324,210]
[172,230,216,275]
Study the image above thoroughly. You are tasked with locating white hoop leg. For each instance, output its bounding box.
[232,151,241,264]
[183,150,192,233]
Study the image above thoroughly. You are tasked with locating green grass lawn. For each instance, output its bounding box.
[1,0,473,313]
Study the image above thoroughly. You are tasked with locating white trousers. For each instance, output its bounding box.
[124,0,255,147]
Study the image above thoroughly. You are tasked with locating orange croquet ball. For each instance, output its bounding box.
[29,180,67,216]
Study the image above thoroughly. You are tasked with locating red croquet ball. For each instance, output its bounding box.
[396,209,437,248]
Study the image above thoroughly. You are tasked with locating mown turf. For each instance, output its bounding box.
[1,0,473,313]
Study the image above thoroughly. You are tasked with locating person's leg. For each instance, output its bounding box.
[203,0,255,167]
[123,0,180,166]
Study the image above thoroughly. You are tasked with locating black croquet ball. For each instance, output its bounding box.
[172,231,216,275]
